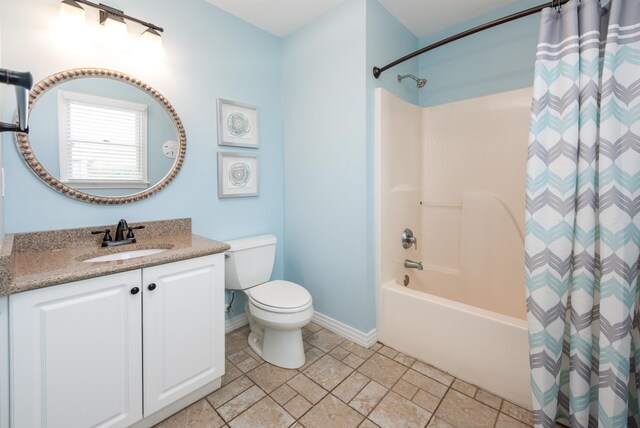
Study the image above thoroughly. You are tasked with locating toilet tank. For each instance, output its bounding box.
[225,234,277,290]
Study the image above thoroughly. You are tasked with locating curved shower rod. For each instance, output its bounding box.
[372,0,571,79]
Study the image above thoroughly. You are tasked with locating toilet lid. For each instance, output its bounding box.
[247,280,312,310]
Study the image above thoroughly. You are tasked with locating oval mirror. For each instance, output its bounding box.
[15,68,186,204]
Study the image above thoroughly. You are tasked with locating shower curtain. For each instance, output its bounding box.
[526,0,640,427]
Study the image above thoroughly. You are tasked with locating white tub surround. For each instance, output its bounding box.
[375,87,532,409]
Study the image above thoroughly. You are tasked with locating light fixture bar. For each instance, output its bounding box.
[73,0,163,33]
[60,0,84,12]
[99,9,125,26]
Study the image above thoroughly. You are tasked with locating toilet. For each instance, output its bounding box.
[225,234,313,369]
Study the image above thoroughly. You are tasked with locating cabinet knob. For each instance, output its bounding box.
[148,283,157,291]
[130,287,140,295]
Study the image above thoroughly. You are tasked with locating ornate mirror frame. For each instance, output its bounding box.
[15,68,187,205]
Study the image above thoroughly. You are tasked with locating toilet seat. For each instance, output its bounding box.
[247,280,312,314]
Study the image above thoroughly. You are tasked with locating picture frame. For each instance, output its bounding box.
[217,98,259,148]
[218,152,259,198]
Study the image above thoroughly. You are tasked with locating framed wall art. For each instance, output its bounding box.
[217,98,259,148]
[218,152,259,198]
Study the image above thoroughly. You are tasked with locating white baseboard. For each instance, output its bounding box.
[225,313,249,333]
[312,311,377,348]
[224,310,377,349]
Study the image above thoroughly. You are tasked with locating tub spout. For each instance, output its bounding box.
[404,259,423,270]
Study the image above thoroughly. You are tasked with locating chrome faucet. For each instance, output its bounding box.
[402,228,417,250]
[91,219,145,247]
[404,259,423,270]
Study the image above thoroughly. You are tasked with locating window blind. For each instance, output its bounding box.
[59,91,148,187]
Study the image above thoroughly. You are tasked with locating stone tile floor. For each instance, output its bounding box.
[155,323,533,428]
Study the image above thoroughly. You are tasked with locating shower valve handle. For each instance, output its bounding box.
[402,228,417,250]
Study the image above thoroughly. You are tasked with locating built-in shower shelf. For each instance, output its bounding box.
[421,264,460,275]
[421,201,462,208]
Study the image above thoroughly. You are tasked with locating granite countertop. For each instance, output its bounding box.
[0,218,230,296]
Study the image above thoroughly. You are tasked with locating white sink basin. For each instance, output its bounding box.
[83,249,168,263]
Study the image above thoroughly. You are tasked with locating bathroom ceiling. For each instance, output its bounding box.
[377,0,521,38]
[204,0,349,37]
[204,0,522,38]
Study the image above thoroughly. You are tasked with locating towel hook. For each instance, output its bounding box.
[0,68,33,133]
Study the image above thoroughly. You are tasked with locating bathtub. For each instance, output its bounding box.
[377,280,531,409]
[375,87,532,409]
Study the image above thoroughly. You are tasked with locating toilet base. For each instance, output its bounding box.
[265,328,305,369]
[245,303,310,369]
[247,329,306,369]
[247,331,263,356]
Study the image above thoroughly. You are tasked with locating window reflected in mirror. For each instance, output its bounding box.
[59,90,149,188]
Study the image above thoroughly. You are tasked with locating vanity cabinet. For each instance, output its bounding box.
[142,256,224,415]
[0,297,9,428]
[9,254,224,428]
[10,270,143,428]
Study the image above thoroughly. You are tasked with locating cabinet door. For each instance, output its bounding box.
[143,254,224,416]
[10,271,143,428]
[0,297,8,428]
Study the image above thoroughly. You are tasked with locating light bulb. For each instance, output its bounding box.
[140,28,164,58]
[100,12,128,49]
[58,0,86,31]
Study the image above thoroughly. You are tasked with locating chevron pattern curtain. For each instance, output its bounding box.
[526,0,640,426]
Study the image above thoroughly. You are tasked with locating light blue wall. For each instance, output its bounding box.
[282,0,418,333]
[365,0,419,327]
[366,0,419,106]
[0,0,284,319]
[283,0,371,332]
[418,0,542,107]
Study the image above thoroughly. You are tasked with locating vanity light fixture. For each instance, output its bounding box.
[99,6,127,46]
[59,0,86,27]
[140,27,164,57]
[58,0,164,51]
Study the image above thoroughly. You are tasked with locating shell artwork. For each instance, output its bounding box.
[228,162,251,187]
[227,112,250,137]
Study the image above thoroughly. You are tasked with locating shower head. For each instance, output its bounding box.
[397,74,427,89]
